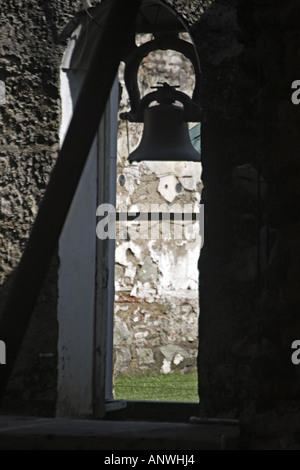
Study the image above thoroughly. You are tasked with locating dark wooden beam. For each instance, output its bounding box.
[0,0,142,399]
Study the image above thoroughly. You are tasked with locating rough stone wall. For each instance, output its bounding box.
[237,0,300,449]
[0,0,82,415]
[114,36,202,377]
[2,0,300,448]
[194,0,300,448]
[195,0,258,418]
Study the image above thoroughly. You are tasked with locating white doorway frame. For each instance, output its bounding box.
[57,30,118,418]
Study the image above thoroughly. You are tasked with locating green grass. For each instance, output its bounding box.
[114,373,199,402]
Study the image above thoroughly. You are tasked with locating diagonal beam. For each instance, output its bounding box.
[0,0,142,399]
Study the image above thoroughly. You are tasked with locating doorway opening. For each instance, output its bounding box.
[112,32,202,403]
[57,1,203,417]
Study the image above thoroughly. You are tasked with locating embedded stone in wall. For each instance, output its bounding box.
[158,175,179,203]
[114,317,131,345]
[115,347,132,374]
[160,344,189,363]
[161,359,171,374]
[136,255,158,283]
[136,348,155,366]
[115,264,125,282]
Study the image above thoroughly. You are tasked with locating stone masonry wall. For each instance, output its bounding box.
[195,0,300,449]
[0,0,83,415]
[2,0,300,447]
[238,0,300,449]
[196,0,263,418]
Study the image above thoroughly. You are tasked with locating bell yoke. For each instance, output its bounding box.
[120,33,202,163]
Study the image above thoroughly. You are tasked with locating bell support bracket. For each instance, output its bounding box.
[120,33,202,122]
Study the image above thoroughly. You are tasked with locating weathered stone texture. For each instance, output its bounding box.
[194,0,300,448]
[193,0,260,418]
[114,297,199,377]
[1,0,300,448]
[0,0,82,414]
[0,0,81,283]
[239,0,300,448]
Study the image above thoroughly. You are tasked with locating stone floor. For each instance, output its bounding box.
[0,415,239,450]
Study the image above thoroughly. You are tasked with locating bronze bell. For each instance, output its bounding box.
[128,104,200,163]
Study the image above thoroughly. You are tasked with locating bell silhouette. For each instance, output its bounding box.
[128,104,200,163]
